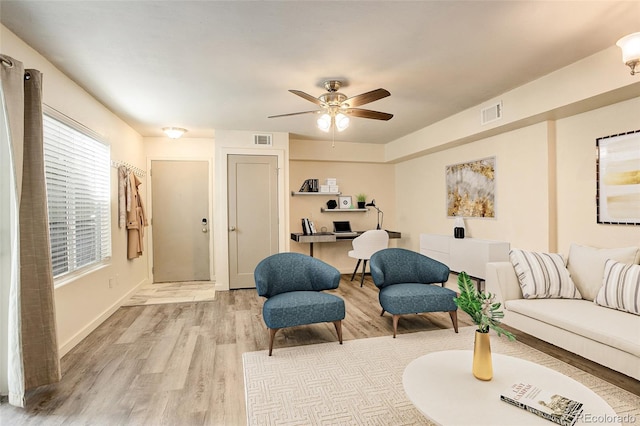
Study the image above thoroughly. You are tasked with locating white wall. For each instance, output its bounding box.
[1,26,149,355]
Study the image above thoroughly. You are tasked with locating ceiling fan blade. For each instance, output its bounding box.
[289,90,323,106]
[346,108,393,121]
[268,110,321,118]
[344,88,390,107]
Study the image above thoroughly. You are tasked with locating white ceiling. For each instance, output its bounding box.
[1,1,638,144]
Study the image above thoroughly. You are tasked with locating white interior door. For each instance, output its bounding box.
[151,160,210,283]
[228,154,278,289]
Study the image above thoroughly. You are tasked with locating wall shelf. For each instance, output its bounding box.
[321,208,368,213]
[291,191,341,196]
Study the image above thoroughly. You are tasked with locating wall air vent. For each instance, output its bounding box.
[481,101,502,125]
[253,134,273,146]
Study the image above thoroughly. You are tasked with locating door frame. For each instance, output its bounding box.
[146,157,215,284]
[214,147,288,291]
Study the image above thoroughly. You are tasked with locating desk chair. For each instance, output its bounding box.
[348,230,389,287]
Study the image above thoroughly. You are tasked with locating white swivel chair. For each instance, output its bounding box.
[348,230,389,287]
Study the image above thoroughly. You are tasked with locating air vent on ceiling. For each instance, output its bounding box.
[253,134,272,146]
[481,101,502,125]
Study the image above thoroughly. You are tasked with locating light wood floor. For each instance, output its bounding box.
[2,275,638,425]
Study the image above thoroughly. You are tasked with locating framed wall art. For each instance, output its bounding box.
[596,129,640,225]
[338,195,352,209]
[446,156,496,218]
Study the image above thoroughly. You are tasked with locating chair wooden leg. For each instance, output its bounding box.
[380,308,385,316]
[333,320,343,344]
[350,259,361,281]
[360,259,367,287]
[392,314,400,338]
[268,328,279,356]
[449,310,459,333]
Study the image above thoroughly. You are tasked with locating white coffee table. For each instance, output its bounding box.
[403,350,619,426]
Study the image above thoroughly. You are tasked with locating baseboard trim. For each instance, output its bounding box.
[58,278,148,357]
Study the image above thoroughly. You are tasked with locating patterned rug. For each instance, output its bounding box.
[121,281,215,306]
[243,327,640,426]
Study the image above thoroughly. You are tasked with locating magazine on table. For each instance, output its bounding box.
[500,382,584,426]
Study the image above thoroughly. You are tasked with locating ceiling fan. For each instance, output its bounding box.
[268,80,393,132]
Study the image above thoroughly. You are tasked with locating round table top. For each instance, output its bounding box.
[402,350,618,426]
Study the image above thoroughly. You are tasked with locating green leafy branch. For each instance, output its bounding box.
[453,272,515,341]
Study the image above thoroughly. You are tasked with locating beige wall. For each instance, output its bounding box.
[394,99,640,256]
[395,123,553,252]
[556,97,640,251]
[289,145,396,272]
[1,25,148,355]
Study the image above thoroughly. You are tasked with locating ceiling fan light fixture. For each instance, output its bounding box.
[317,114,331,132]
[162,127,188,139]
[616,32,640,75]
[335,113,350,132]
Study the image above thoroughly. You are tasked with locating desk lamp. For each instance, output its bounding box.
[365,199,383,230]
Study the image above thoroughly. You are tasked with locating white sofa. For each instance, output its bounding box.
[485,244,640,381]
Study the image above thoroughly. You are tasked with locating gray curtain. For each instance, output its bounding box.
[0,54,60,407]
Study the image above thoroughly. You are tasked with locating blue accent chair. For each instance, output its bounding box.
[254,252,346,355]
[370,248,459,338]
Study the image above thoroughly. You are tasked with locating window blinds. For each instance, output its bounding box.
[43,113,111,278]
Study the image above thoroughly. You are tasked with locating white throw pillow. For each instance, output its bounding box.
[510,249,582,299]
[567,244,640,301]
[594,259,640,315]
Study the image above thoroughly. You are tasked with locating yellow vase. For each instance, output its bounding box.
[472,330,493,381]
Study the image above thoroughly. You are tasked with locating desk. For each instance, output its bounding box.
[291,230,401,256]
[403,350,617,426]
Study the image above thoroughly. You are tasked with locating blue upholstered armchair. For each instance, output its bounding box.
[370,248,459,337]
[254,252,346,355]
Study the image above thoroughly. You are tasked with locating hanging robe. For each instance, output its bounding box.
[126,171,148,259]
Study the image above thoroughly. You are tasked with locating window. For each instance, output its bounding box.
[43,110,111,278]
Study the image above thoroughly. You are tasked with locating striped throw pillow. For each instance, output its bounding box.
[594,260,640,315]
[510,249,582,299]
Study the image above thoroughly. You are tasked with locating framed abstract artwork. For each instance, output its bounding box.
[446,156,496,218]
[596,130,640,225]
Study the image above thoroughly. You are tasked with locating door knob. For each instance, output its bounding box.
[229,226,236,231]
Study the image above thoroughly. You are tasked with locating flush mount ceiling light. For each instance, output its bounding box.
[616,32,640,75]
[162,127,187,139]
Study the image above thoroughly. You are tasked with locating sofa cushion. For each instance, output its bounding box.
[510,249,581,299]
[594,260,640,315]
[505,298,640,357]
[567,244,640,301]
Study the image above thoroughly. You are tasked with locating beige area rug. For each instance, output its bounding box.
[243,327,640,426]
[121,281,215,306]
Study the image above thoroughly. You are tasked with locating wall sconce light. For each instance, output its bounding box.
[616,32,640,75]
[162,127,188,139]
